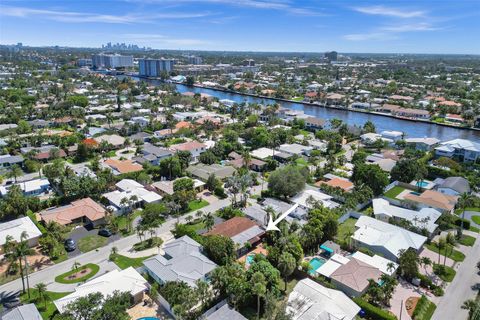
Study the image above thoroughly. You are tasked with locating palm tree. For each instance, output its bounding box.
[463,299,480,320]
[420,257,432,274]
[251,272,267,319]
[435,237,446,265]
[203,213,215,231]
[35,282,48,310]
[6,164,23,183]
[110,246,118,257]
[5,232,33,294]
[445,232,456,266]
[458,193,474,231]
[185,215,193,224]
[72,261,81,271]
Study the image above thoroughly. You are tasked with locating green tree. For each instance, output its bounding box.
[35,282,48,310]
[203,235,235,265]
[6,164,23,183]
[203,212,215,231]
[363,120,376,133]
[397,248,419,280]
[251,272,267,319]
[277,252,296,292]
[268,166,307,199]
[351,164,389,196]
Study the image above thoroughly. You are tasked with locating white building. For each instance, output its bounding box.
[0,217,42,249]
[435,139,480,163]
[287,278,360,320]
[103,179,162,214]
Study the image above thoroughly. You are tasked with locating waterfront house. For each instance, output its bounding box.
[435,176,470,196]
[435,139,480,163]
[405,137,440,151]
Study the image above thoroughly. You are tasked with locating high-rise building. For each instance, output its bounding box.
[325,51,338,62]
[242,59,255,66]
[138,58,176,77]
[91,54,133,69]
[188,55,203,65]
[77,58,93,67]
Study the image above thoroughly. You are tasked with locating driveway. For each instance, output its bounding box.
[67,226,120,258]
[461,211,480,228]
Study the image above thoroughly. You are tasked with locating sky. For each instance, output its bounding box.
[1,0,479,54]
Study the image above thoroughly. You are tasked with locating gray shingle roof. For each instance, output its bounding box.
[439,176,470,194]
[2,304,42,320]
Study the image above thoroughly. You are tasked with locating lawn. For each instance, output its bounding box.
[413,295,436,320]
[110,253,153,270]
[20,288,71,319]
[455,207,480,215]
[55,263,100,284]
[425,243,465,262]
[116,210,142,232]
[433,264,456,282]
[336,218,357,245]
[295,158,309,166]
[78,234,109,253]
[471,215,480,225]
[458,235,476,246]
[384,186,406,199]
[291,97,304,102]
[187,199,209,212]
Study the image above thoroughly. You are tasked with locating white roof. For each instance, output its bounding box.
[373,198,441,233]
[0,217,42,246]
[1,178,50,195]
[438,139,480,152]
[351,251,398,276]
[54,267,147,313]
[287,278,360,320]
[104,179,162,207]
[278,143,313,155]
[291,189,339,209]
[250,147,279,159]
[405,137,440,146]
[353,216,427,259]
[316,259,343,278]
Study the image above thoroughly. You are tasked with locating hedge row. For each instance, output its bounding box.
[353,298,397,320]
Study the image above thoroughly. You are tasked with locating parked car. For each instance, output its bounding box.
[64,238,76,251]
[98,228,112,237]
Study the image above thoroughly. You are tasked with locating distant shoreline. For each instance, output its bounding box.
[134,74,480,133]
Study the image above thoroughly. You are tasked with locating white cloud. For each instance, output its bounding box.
[353,5,425,18]
[343,32,396,41]
[122,33,210,46]
[0,5,210,24]
[382,23,439,32]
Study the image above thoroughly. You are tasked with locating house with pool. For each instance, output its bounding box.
[142,236,217,287]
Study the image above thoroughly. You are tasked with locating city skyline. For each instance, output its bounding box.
[1,0,480,54]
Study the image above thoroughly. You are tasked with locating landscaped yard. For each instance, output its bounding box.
[471,215,480,225]
[455,207,480,215]
[412,295,436,320]
[458,235,476,246]
[187,199,209,212]
[295,158,309,166]
[384,186,405,199]
[433,264,456,282]
[116,210,142,231]
[78,235,109,253]
[55,263,100,284]
[425,243,465,262]
[336,217,357,246]
[20,288,71,319]
[110,253,153,270]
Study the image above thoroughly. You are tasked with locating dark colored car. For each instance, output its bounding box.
[98,228,112,237]
[64,238,76,251]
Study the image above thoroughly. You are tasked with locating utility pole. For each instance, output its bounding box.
[24,255,31,300]
[400,299,403,320]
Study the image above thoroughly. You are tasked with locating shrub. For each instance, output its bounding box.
[358,247,375,257]
[214,185,227,199]
[432,286,444,296]
[352,298,397,320]
[454,218,470,230]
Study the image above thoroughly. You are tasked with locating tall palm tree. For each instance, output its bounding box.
[6,164,23,183]
[463,299,480,320]
[445,232,456,266]
[435,237,446,265]
[35,282,48,310]
[458,193,474,231]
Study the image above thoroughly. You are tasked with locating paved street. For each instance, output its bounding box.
[431,231,480,320]
[0,197,231,296]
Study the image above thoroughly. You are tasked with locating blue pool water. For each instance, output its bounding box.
[416,181,429,188]
[308,257,327,275]
[410,191,421,196]
[137,318,159,320]
[246,255,255,264]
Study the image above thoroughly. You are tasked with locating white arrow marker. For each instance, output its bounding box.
[266,203,299,232]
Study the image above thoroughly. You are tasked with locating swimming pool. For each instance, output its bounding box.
[137,318,159,320]
[410,191,421,196]
[416,181,429,188]
[308,257,327,275]
[246,255,255,264]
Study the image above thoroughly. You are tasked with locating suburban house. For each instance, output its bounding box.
[204,217,265,256]
[330,258,383,297]
[103,158,143,175]
[133,143,173,166]
[2,304,42,320]
[186,163,236,181]
[353,216,427,261]
[278,143,313,156]
[20,145,67,161]
[39,197,106,227]
[403,189,458,213]
[102,179,162,214]
[227,151,266,171]
[304,117,325,130]
[54,267,148,314]
[250,147,279,160]
[151,178,205,196]
[143,236,217,287]
[286,278,360,320]
[435,176,470,196]
[94,134,126,149]
[0,217,42,251]
[200,300,247,320]
[0,178,51,197]
[170,141,207,163]
[405,137,440,151]
[291,189,340,211]
[316,176,354,192]
[435,139,480,163]
[373,198,441,236]
[0,154,24,172]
